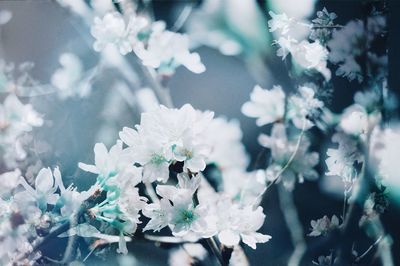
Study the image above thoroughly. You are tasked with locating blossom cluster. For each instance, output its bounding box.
[91,12,205,75]
[0,2,398,265]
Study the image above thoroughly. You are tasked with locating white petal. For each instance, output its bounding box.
[218,230,240,247]
[35,168,54,193]
[78,163,99,174]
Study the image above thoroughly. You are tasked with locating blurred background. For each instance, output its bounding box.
[0,0,399,265]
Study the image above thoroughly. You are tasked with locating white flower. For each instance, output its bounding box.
[119,127,170,183]
[79,140,141,187]
[53,167,94,217]
[222,169,266,207]
[91,12,148,55]
[120,104,214,182]
[339,105,368,137]
[268,11,294,35]
[210,197,271,249]
[274,36,298,60]
[372,126,400,193]
[288,86,324,129]
[241,85,285,126]
[143,174,210,237]
[325,133,363,183]
[134,23,205,74]
[51,53,91,99]
[308,215,339,236]
[259,123,319,190]
[203,117,249,171]
[0,94,43,166]
[328,20,364,82]
[18,167,59,212]
[291,40,331,80]
[0,168,21,199]
[0,94,43,134]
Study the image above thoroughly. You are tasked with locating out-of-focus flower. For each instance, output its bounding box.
[0,9,12,25]
[268,0,316,20]
[0,94,43,167]
[273,36,298,60]
[260,123,319,190]
[168,243,207,266]
[325,133,363,183]
[308,215,339,236]
[339,105,369,138]
[134,22,205,75]
[222,169,266,207]
[288,86,324,129]
[371,127,400,202]
[312,254,337,266]
[291,40,331,80]
[268,11,294,35]
[91,12,148,55]
[310,8,337,44]
[51,53,91,99]
[187,0,269,57]
[241,85,285,126]
[0,169,21,199]
[204,117,249,171]
[328,20,365,82]
[0,94,43,133]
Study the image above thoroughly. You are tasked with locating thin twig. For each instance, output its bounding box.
[171,5,193,32]
[265,119,306,192]
[355,235,383,262]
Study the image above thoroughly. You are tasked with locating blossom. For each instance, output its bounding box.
[51,53,91,99]
[291,40,331,80]
[53,167,94,218]
[241,85,285,126]
[0,94,43,133]
[94,184,147,254]
[339,105,369,137]
[0,168,21,199]
[287,86,324,129]
[134,22,205,74]
[79,140,142,187]
[120,104,214,182]
[268,11,294,35]
[308,215,339,236]
[325,133,363,183]
[310,8,337,43]
[222,169,266,207]
[328,20,365,82]
[18,167,59,212]
[259,123,319,190]
[0,94,43,166]
[203,117,249,171]
[91,12,148,55]
[143,173,210,237]
[273,36,298,60]
[209,197,271,249]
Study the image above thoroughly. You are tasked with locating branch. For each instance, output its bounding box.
[277,184,306,266]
